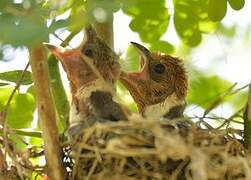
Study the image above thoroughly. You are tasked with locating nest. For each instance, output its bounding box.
[1,108,249,179]
[65,114,250,180]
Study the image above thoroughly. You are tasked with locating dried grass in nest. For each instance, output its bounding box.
[65,115,250,180]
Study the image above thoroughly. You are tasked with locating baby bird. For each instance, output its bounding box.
[44,26,127,138]
[120,42,188,120]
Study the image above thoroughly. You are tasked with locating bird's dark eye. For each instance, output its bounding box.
[153,63,165,74]
[84,47,93,57]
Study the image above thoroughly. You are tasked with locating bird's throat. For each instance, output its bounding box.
[143,93,185,120]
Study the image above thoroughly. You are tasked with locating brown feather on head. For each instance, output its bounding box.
[43,25,126,138]
[43,25,121,96]
[120,42,188,115]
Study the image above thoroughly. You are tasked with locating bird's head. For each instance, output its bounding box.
[44,25,120,95]
[120,42,188,117]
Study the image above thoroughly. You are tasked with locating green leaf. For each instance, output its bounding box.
[0,70,33,85]
[199,21,218,33]
[217,23,236,37]
[122,0,169,44]
[48,56,70,132]
[122,44,140,72]
[0,88,36,128]
[129,10,169,43]
[173,0,209,46]
[228,0,245,10]
[68,8,88,33]
[228,91,248,110]
[8,93,36,128]
[121,0,165,17]
[0,0,9,10]
[208,0,227,21]
[49,19,68,33]
[150,41,174,54]
[0,7,49,46]
[0,82,9,86]
[188,74,232,108]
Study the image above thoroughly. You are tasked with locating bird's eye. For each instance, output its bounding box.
[153,63,165,74]
[84,47,93,57]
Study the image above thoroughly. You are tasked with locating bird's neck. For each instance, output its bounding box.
[143,93,185,120]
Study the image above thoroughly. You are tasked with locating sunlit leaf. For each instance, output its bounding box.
[0,0,9,10]
[49,19,68,33]
[0,48,3,60]
[0,82,9,86]
[199,21,218,33]
[217,23,237,37]
[122,44,140,72]
[0,70,33,85]
[123,0,169,43]
[228,0,245,10]
[228,91,248,110]
[188,74,232,108]
[0,88,36,128]
[208,0,227,21]
[173,0,209,46]
[68,8,88,32]
[150,40,174,54]
[0,4,49,47]
[121,0,165,17]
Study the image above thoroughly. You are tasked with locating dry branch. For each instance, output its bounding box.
[29,45,66,179]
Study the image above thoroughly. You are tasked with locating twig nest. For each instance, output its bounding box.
[67,117,250,179]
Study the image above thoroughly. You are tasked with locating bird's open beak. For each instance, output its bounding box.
[43,43,66,59]
[130,42,150,69]
[121,42,151,82]
[119,42,152,111]
[43,42,79,64]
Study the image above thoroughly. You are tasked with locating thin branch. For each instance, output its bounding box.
[0,62,30,123]
[0,127,42,138]
[0,62,29,166]
[244,83,251,149]
[203,83,237,117]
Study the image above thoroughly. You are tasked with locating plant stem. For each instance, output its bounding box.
[29,45,66,179]
[48,31,80,132]
[244,83,251,149]
[48,56,69,132]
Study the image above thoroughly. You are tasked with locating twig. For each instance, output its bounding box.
[0,127,42,138]
[0,62,30,171]
[0,62,30,124]
[244,83,251,149]
[203,83,237,117]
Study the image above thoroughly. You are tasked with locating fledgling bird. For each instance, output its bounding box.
[44,26,127,138]
[120,42,188,120]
